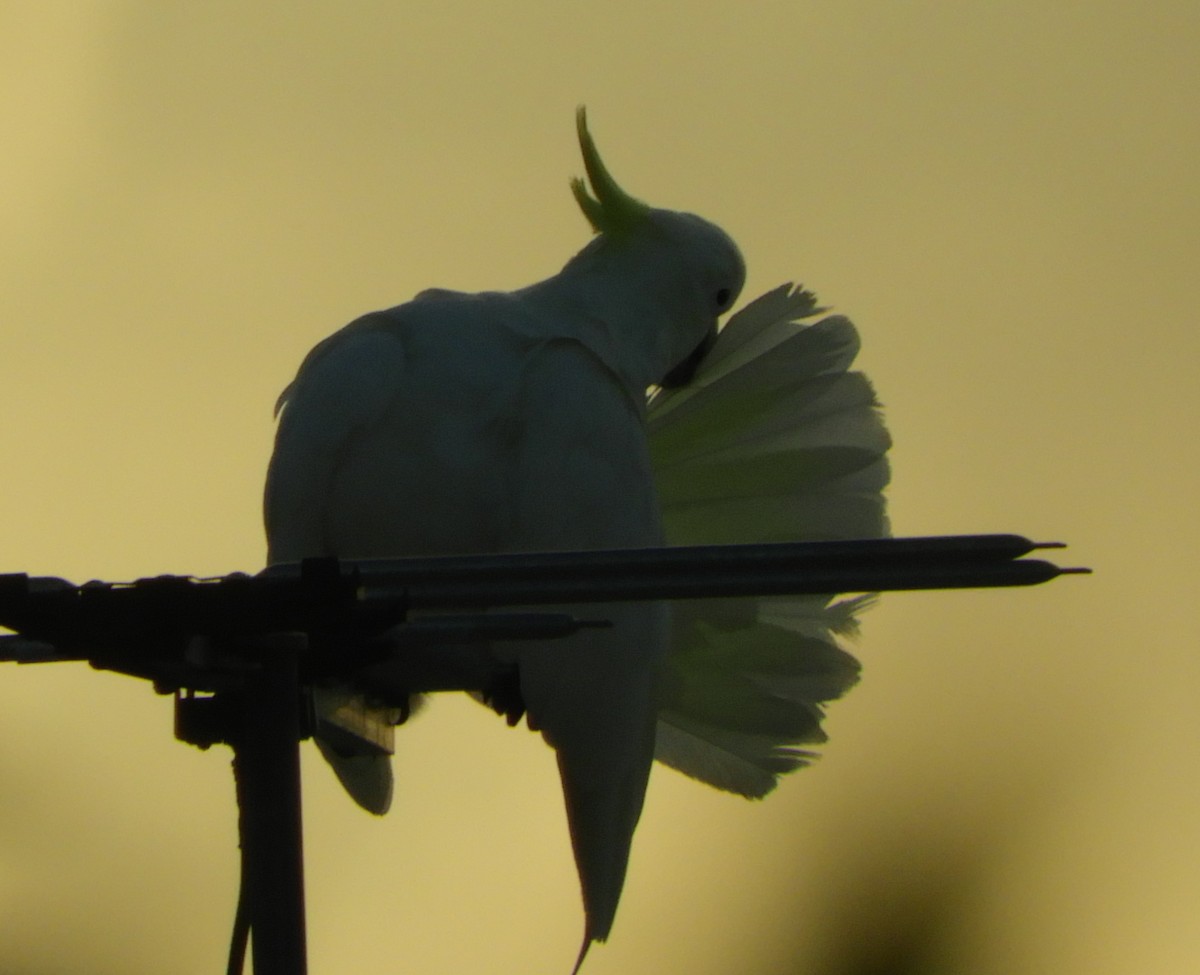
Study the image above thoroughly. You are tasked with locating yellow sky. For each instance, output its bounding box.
[1,3,1197,973]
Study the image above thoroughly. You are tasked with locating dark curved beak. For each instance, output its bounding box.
[660,326,717,389]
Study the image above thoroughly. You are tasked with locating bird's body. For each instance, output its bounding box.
[267,290,662,561]
[264,283,675,936]
[265,109,746,961]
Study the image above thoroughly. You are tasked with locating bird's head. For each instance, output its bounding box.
[564,107,745,389]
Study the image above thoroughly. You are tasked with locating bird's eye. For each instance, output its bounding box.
[715,287,732,310]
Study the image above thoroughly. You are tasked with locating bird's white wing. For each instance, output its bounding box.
[266,318,411,563]
[265,317,415,814]
[501,337,667,953]
[648,284,890,797]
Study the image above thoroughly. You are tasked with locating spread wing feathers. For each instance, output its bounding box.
[647,284,891,797]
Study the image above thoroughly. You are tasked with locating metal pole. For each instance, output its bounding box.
[231,637,308,975]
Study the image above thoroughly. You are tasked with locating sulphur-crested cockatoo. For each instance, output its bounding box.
[265,108,889,968]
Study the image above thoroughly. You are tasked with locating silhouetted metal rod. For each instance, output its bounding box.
[230,640,307,975]
[0,533,1088,975]
[0,535,1087,668]
[266,534,1086,611]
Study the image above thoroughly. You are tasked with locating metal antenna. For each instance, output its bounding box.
[0,535,1089,975]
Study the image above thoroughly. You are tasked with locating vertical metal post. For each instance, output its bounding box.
[231,637,308,975]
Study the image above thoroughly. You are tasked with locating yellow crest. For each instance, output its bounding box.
[570,107,651,236]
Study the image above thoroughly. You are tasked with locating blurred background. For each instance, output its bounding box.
[0,3,1195,973]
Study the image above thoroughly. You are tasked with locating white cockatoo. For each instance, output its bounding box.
[264,108,889,968]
